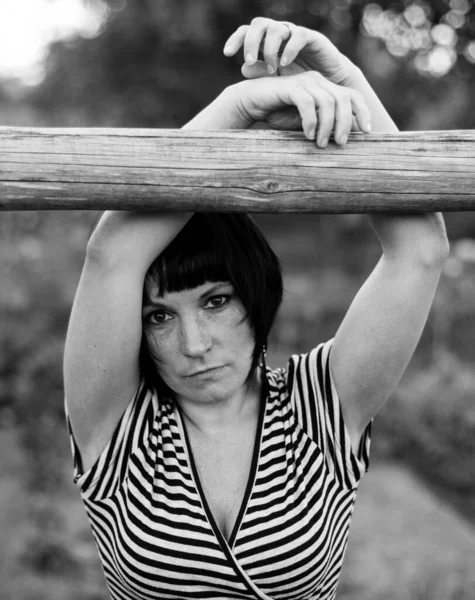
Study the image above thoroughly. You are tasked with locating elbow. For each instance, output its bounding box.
[409,236,450,272]
[419,226,450,270]
[85,213,123,270]
[85,230,120,272]
[381,213,450,271]
[435,237,450,269]
[421,213,450,269]
[85,233,108,266]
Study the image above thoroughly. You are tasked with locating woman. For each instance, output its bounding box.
[64,17,449,600]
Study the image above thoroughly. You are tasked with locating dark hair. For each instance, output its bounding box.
[140,213,283,392]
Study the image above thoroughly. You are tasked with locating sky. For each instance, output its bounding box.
[0,0,109,84]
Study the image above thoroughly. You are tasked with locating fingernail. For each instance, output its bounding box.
[308,127,316,140]
[364,122,372,133]
[340,134,348,145]
[223,45,232,54]
[245,53,254,65]
[319,137,328,148]
[267,64,276,74]
[280,56,289,66]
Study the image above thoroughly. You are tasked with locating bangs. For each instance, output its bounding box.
[140,213,283,387]
[145,218,231,299]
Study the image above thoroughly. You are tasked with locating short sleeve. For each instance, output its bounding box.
[287,339,371,489]
[64,379,158,501]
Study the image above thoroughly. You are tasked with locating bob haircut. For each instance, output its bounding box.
[140,213,283,392]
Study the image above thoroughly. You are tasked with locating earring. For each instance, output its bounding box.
[258,344,267,369]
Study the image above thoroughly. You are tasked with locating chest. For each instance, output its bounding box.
[188,430,256,541]
[86,395,357,600]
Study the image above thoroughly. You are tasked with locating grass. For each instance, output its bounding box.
[340,462,475,600]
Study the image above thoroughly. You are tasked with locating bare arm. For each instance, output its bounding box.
[64,212,191,471]
[64,90,248,472]
[330,66,449,450]
[64,71,358,470]
[223,17,449,450]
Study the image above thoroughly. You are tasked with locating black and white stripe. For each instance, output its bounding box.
[66,340,371,600]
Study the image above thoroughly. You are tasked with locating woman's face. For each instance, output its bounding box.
[142,280,255,405]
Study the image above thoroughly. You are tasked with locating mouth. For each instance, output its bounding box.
[185,366,225,378]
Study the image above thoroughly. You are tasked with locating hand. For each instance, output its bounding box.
[230,70,371,148]
[224,17,357,87]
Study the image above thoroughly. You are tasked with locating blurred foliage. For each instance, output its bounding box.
[6,0,470,131]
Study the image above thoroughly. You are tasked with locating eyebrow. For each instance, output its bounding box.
[143,281,232,308]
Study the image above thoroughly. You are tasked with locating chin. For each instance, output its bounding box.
[178,370,248,404]
[187,380,237,403]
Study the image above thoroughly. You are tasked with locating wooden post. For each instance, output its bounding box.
[1,127,474,213]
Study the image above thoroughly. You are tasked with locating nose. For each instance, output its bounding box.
[179,315,212,357]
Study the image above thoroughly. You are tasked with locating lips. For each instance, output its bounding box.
[185,366,225,377]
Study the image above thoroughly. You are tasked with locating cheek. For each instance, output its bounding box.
[230,317,255,357]
[144,330,179,373]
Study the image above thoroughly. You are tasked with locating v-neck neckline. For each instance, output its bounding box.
[176,370,269,550]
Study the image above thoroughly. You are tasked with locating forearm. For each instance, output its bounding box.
[87,88,251,272]
[183,85,251,130]
[346,64,397,133]
[87,211,191,276]
[346,67,449,265]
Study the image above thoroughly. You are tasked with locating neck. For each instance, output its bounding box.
[177,369,263,436]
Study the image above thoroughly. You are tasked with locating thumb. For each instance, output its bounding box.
[242,61,278,79]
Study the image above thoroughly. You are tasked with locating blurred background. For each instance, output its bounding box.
[1,0,475,598]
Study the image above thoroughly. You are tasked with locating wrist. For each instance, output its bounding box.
[221,82,256,129]
[182,84,254,131]
[344,65,398,133]
[343,59,363,88]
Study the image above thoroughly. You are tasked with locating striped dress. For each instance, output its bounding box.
[66,340,371,600]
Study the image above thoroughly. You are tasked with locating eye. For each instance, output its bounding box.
[146,310,173,325]
[205,294,230,310]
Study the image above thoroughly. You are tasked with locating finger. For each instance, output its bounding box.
[279,25,308,68]
[242,61,278,79]
[281,29,334,68]
[263,22,291,75]
[223,25,249,57]
[311,77,355,145]
[316,91,336,148]
[349,90,372,134]
[303,85,336,148]
[309,72,353,146]
[286,85,318,140]
[318,77,372,137]
[278,62,306,77]
[243,17,272,66]
[333,89,353,146]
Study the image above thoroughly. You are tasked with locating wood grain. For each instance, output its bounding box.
[1,127,474,212]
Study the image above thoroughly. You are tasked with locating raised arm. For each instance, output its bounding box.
[64,90,247,472]
[331,66,449,449]
[64,69,370,471]
[225,18,449,450]
[64,212,190,471]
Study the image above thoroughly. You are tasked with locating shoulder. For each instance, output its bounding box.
[286,340,333,392]
[66,377,166,497]
[265,341,333,393]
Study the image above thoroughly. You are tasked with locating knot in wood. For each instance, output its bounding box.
[265,180,279,193]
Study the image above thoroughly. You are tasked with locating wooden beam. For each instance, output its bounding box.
[0,127,474,213]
